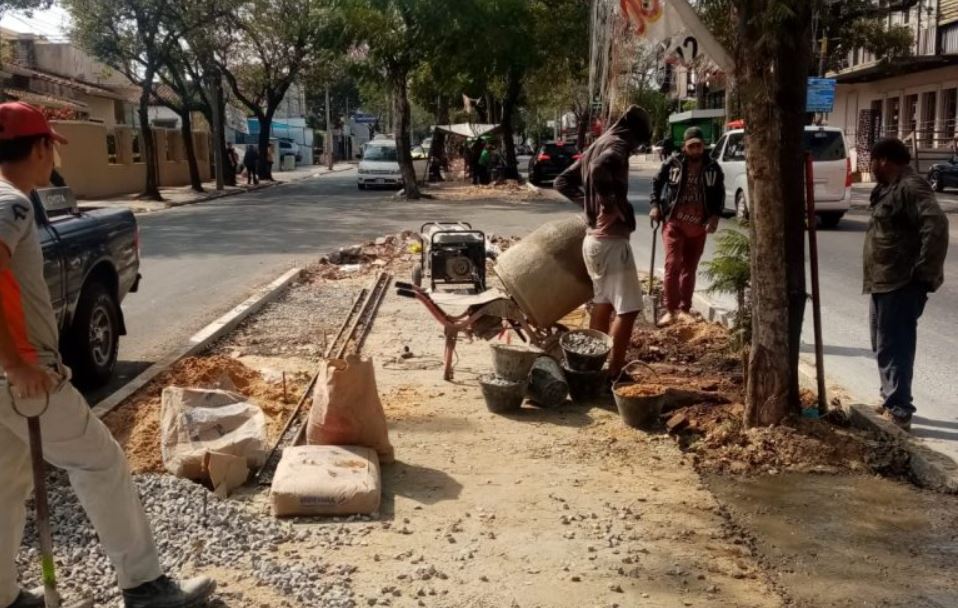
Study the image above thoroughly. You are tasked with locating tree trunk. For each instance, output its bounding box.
[257,110,274,181]
[499,66,523,181]
[138,75,162,201]
[180,109,204,192]
[392,73,421,199]
[737,0,812,426]
[575,105,590,150]
[428,96,450,181]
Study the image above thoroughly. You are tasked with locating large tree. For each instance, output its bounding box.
[216,0,345,180]
[696,0,919,425]
[349,0,453,199]
[67,0,190,200]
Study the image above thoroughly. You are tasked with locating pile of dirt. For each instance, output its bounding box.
[624,317,901,477]
[667,402,880,475]
[429,180,541,202]
[630,318,732,365]
[315,232,419,279]
[103,355,302,474]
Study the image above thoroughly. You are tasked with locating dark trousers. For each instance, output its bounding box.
[245,164,259,185]
[870,283,928,416]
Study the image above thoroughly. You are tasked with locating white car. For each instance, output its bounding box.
[712,126,852,228]
[357,139,427,190]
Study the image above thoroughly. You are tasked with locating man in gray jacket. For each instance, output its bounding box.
[865,138,949,430]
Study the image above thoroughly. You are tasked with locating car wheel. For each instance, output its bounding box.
[929,171,944,192]
[818,212,844,229]
[358,183,366,190]
[64,281,119,388]
[735,190,749,225]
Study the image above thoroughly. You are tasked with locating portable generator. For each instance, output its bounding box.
[412,222,487,293]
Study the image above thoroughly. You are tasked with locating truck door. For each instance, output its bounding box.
[31,196,67,324]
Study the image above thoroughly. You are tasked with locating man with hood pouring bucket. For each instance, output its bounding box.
[555,105,651,379]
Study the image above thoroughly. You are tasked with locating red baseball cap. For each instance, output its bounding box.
[0,102,69,144]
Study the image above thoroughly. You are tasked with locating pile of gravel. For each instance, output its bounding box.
[15,473,359,608]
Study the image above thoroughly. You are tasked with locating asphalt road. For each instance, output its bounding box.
[96,165,958,464]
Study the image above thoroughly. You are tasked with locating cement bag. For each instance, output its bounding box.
[160,387,268,480]
[270,445,381,517]
[528,356,569,408]
[306,355,395,463]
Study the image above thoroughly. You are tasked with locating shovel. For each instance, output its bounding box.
[645,219,661,324]
[10,389,94,608]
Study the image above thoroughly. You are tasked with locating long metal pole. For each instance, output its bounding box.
[805,152,827,415]
[326,86,334,170]
[211,72,225,191]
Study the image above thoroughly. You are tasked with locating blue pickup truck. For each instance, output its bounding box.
[30,187,140,388]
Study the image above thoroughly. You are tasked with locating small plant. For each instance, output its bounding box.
[701,229,751,350]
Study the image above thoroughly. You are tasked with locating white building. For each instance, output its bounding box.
[829,0,958,176]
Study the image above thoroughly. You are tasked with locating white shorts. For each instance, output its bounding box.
[582,235,643,315]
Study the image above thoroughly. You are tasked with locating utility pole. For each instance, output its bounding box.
[325,86,333,170]
[210,70,225,191]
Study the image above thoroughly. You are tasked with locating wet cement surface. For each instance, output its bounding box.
[708,473,958,607]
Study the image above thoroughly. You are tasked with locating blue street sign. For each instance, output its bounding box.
[807,78,837,113]
[353,113,378,124]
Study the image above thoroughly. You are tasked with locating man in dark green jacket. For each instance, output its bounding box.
[865,138,949,430]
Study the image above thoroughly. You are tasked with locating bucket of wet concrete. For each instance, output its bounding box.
[490,343,543,382]
[560,329,612,372]
[479,374,527,414]
[612,362,665,430]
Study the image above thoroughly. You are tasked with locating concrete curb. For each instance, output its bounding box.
[794,360,958,493]
[689,290,958,493]
[91,267,303,419]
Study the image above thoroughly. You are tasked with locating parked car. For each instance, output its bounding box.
[28,186,141,388]
[712,126,852,228]
[528,142,580,186]
[927,156,958,192]
[357,140,428,190]
[278,139,302,163]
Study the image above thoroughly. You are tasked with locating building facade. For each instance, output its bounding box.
[829,0,958,175]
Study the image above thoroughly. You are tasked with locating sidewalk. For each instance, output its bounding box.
[78,162,355,214]
[852,182,958,212]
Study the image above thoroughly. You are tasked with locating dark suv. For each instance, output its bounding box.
[528,142,579,186]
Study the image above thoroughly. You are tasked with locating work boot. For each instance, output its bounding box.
[656,311,675,328]
[880,408,912,432]
[5,588,43,608]
[122,575,215,608]
[676,311,696,324]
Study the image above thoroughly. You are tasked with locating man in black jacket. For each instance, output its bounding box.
[649,127,724,326]
[865,138,948,430]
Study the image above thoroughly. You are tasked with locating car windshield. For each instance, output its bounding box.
[364,145,398,162]
[804,131,845,161]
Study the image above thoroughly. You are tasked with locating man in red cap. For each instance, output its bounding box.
[0,102,215,608]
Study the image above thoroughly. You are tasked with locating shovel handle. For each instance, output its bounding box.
[6,385,50,419]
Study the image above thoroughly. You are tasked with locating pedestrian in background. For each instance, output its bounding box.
[0,102,215,608]
[555,105,651,379]
[650,126,725,327]
[243,144,259,185]
[226,143,239,180]
[864,138,949,431]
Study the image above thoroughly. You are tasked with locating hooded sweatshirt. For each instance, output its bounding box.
[554,106,649,239]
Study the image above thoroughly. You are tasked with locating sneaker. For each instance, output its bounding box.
[122,575,215,608]
[657,312,676,328]
[880,408,912,432]
[6,588,43,608]
[676,311,696,323]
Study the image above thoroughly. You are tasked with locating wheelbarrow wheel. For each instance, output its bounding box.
[412,263,423,288]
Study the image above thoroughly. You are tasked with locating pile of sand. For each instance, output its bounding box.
[103,355,302,473]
